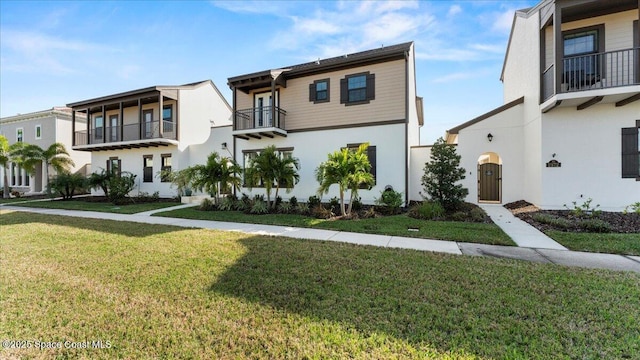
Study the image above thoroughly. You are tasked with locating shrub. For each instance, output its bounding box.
[48,172,87,200]
[450,211,467,222]
[296,202,310,215]
[469,207,487,222]
[308,195,321,208]
[408,201,445,220]
[624,202,640,215]
[11,190,22,198]
[375,189,403,215]
[199,198,216,211]
[289,196,298,208]
[278,201,293,214]
[108,172,137,205]
[135,191,160,203]
[578,218,612,233]
[532,213,570,229]
[275,196,283,208]
[362,207,377,219]
[351,196,363,212]
[563,198,601,218]
[250,200,269,215]
[218,196,236,211]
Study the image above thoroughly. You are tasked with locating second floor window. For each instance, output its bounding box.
[35,125,42,140]
[562,26,602,88]
[309,79,330,103]
[95,116,103,140]
[163,105,173,133]
[16,128,23,142]
[340,72,375,105]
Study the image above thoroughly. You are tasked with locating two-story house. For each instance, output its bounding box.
[445,0,639,211]
[227,42,423,204]
[68,80,232,197]
[0,107,91,194]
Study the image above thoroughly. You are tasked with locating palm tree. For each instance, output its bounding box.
[245,146,300,210]
[188,152,242,205]
[9,142,75,192]
[315,143,374,216]
[0,135,10,198]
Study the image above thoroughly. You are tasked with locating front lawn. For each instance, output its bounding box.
[546,231,640,256]
[10,199,180,214]
[155,208,514,245]
[1,210,638,359]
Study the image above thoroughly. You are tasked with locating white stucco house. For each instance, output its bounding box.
[0,107,91,194]
[227,42,423,204]
[444,0,639,211]
[67,80,232,197]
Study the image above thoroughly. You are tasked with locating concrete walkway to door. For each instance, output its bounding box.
[478,204,568,250]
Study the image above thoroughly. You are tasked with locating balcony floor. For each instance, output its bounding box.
[73,138,178,152]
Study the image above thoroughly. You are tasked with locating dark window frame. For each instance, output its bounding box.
[309,78,330,103]
[562,24,605,86]
[340,72,375,106]
[143,155,153,183]
[163,104,173,133]
[107,157,121,177]
[242,147,294,188]
[621,120,640,181]
[94,115,104,140]
[346,143,377,188]
[161,154,172,182]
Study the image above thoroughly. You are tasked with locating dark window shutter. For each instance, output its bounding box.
[309,83,316,102]
[117,159,122,177]
[368,145,377,184]
[621,127,639,178]
[366,73,375,100]
[340,78,347,104]
[106,160,110,173]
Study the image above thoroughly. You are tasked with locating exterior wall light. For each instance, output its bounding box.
[221,142,228,150]
[487,133,493,142]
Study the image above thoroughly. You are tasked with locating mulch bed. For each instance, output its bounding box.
[505,200,640,234]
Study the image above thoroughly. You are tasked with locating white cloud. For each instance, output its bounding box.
[448,5,462,17]
[469,43,505,54]
[491,8,516,34]
[212,0,295,16]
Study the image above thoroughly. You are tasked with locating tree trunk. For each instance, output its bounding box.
[339,188,346,216]
[44,161,51,195]
[347,192,354,215]
[2,165,8,199]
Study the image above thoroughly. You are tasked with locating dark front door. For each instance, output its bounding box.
[478,163,501,202]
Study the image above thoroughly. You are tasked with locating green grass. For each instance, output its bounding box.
[155,208,514,246]
[546,231,640,256]
[1,210,638,359]
[10,199,180,214]
[0,197,47,204]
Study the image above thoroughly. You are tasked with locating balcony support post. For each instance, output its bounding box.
[158,93,163,138]
[271,79,276,128]
[553,4,563,95]
[71,110,76,146]
[86,108,90,143]
[101,105,106,141]
[138,99,142,141]
[119,102,123,142]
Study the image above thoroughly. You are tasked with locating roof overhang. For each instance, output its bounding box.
[232,127,288,140]
[541,86,640,112]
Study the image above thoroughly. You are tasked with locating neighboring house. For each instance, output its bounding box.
[444,0,640,211]
[68,80,232,197]
[0,107,91,194]
[227,42,423,204]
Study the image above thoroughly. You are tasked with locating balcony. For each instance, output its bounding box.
[541,48,640,111]
[74,120,177,151]
[232,106,287,140]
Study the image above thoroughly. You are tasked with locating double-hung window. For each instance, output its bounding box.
[35,125,42,140]
[163,105,173,133]
[16,128,23,142]
[107,157,121,177]
[309,79,330,103]
[95,116,104,140]
[143,155,153,183]
[562,25,603,89]
[340,72,375,105]
[161,154,172,182]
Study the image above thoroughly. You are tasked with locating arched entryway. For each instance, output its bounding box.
[477,152,502,203]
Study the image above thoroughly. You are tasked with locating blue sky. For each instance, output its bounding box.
[0,0,537,144]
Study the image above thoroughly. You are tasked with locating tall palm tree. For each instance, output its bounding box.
[245,145,299,210]
[315,143,374,216]
[188,152,242,205]
[0,135,10,198]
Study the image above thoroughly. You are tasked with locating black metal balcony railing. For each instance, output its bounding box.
[74,120,175,146]
[543,47,639,101]
[234,106,286,131]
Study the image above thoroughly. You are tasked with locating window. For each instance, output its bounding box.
[309,79,330,103]
[562,25,603,88]
[340,72,375,105]
[143,155,153,183]
[346,143,377,187]
[35,125,42,140]
[16,128,23,142]
[108,115,118,142]
[242,147,294,187]
[11,163,16,185]
[107,157,121,177]
[95,116,103,140]
[163,105,173,133]
[622,120,640,180]
[161,154,172,182]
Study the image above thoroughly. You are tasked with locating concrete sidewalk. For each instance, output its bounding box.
[2,204,639,273]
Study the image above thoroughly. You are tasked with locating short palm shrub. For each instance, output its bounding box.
[311,204,333,219]
[278,201,293,214]
[296,202,310,215]
[108,172,137,205]
[250,200,269,215]
[308,195,321,208]
[218,196,236,211]
[329,196,340,214]
[48,172,87,200]
[408,201,445,220]
[289,196,298,208]
[469,207,487,222]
